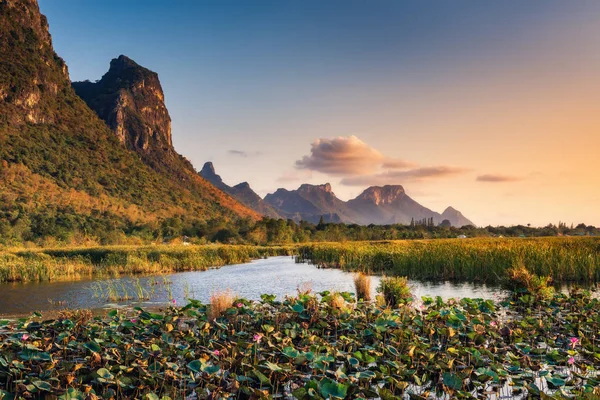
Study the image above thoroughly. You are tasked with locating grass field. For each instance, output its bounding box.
[1,237,599,284]
[0,244,294,283]
[298,237,600,283]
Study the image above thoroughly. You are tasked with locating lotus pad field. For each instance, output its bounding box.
[0,287,599,399]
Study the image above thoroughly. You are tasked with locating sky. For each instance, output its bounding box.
[39,0,600,227]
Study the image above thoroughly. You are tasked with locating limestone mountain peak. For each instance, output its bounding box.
[72,54,172,152]
[234,181,251,190]
[298,183,334,194]
[201,162,218,177]
[356,185,407,205]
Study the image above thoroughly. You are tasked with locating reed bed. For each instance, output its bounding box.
[298,237,600,283]
[0,244,295,283]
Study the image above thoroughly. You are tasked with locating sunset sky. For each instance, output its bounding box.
[39,0,600,227]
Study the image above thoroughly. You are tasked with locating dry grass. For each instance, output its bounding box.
[328,292,347,311]
[353,272,372,301]
[209,289,234,320]
[297,281,313,296]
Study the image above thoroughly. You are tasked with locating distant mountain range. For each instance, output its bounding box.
[200,162,282,219]
[202,163,474,227]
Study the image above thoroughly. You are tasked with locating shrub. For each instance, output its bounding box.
[353,272,371,301]
[506,263,554,302]
[328,292,347,310]
[377,276,412,307]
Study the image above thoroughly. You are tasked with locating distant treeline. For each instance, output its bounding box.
[1,213,598,247]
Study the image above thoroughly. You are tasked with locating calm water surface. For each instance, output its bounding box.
[0,256,505,316]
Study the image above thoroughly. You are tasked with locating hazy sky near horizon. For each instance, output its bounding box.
[39,0,600,227]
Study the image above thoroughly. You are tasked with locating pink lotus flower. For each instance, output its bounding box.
[172,299,177,305]
[570,337,579,347]
[131,319,137,323]
[568,356,575,365]
[253,333,262,343]
[214,350,220,356]
[237,303,243,308]
[21,334,29,341]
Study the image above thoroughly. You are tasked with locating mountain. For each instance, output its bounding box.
[264,183,474,227]
[72,55,172,154]
[294,183,361,223]
[71,54,202,182]
[441,206,474,228]
[264,188,341,223]
[346,185,438,225]
[200,162,282,218]
[0,0,258,242]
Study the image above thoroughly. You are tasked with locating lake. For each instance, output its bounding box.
[0,256,505,317]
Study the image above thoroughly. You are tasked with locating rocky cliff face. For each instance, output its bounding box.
[72,55,172,154]
[0,0,70,125]
[351,185,407,206]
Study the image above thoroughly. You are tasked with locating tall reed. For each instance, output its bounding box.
[299,237,600,283]
[0,244,295,283]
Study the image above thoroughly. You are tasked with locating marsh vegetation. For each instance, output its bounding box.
[0,276,598,399]
[298,237,600,283]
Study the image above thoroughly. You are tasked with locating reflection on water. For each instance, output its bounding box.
[0,256,506,316]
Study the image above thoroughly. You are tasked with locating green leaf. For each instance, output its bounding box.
[263,361,283,372]
[83,341,101,353]
[545,376,566,388]
[32,381,52,392]
[58,388,81,400]
[201,364,220,375]
[320,379,349,399]
[282,347,299,359]
[292,303,305,313]
[96,368,114,380]
[354,370,376,380]
[442,372,462,390]
[292,387,307,399]
[253,369,271,385]
[187,360,203,374]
